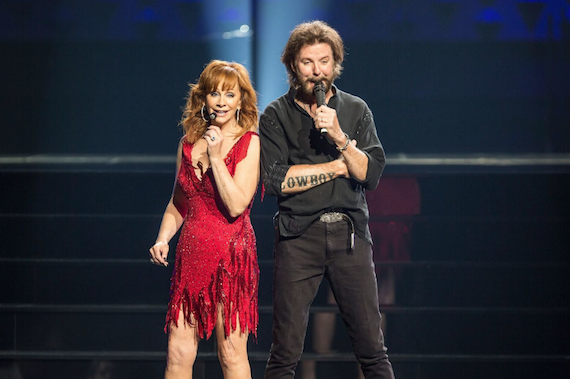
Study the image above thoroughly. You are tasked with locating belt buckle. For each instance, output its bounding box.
[320,212,343,223]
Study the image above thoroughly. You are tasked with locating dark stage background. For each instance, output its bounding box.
[1,1,569,379]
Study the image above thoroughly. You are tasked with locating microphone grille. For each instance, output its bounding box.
[314,81,325,92]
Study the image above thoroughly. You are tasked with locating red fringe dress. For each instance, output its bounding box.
[165,131,259,339]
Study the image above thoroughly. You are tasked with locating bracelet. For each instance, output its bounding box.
[336,132,350,152]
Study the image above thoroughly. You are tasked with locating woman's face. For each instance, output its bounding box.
[205,81,242,127]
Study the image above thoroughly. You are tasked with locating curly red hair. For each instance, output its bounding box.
[180,60,258,144]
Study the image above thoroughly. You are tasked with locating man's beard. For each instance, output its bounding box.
[297,76,333,101]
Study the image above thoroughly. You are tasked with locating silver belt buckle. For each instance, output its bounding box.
[319,212,344,223]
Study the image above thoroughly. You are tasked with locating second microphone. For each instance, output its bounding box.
[313,81,327,134]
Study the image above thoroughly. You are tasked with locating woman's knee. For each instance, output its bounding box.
[217,337,248,369]
[166,328,198,368]
[167,343,197,369]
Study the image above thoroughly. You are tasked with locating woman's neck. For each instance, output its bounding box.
[214,121,240,137]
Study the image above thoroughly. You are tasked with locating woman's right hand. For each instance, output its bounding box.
[149,241,169,267]
[204,125,223,159]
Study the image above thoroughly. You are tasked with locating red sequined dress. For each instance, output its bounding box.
[165,131,259,339]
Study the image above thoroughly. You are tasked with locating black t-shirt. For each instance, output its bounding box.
[259,86,386,244]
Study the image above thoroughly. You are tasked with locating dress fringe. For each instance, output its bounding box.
[165,225,259,340]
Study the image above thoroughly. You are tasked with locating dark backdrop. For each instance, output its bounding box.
[1,1,569,379]
[1,0,569,155]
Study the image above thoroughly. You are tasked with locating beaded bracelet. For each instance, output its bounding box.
[336,132,350,152]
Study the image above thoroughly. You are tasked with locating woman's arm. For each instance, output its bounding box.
[149,142,186,267]
[209,134,261,218]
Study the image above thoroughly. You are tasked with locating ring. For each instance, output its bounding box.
[149,258,154,263]
[320,117,323,122]
[211,136,216,141]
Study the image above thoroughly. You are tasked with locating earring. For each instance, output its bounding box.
[201,105,209,122]
[236,109,240,125]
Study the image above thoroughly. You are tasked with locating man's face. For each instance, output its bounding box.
[293,42,335,98]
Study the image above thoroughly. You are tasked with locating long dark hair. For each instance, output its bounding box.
[281,20,345,88]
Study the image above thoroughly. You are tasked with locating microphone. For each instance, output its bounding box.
[313,81,327,133]
[209,112,217,120]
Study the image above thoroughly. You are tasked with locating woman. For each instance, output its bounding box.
[149,60,260,379]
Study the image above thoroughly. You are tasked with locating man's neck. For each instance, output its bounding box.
[292,84,336,109]
[294,90,315,106]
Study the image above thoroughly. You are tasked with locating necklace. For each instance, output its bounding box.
[299,101,318,117]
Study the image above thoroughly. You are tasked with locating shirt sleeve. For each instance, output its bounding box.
[259,112,291,197]
[356,108,386,191]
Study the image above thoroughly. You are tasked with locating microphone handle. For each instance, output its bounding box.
[317,96,328,134]
[314,82,327,133]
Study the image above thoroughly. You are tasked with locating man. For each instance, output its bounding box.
[260,20,395,379]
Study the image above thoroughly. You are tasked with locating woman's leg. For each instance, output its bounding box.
[164,310,199,379]
[215,309,252,379]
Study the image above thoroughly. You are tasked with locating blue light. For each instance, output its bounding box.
[477,7,503,23]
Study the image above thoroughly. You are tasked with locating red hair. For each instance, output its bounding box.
[180,60,258,144]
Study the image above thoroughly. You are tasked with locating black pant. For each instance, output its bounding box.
[264,218,395,379]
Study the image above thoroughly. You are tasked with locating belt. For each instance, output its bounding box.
[319,212,345,223]
[319,211,355,252]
